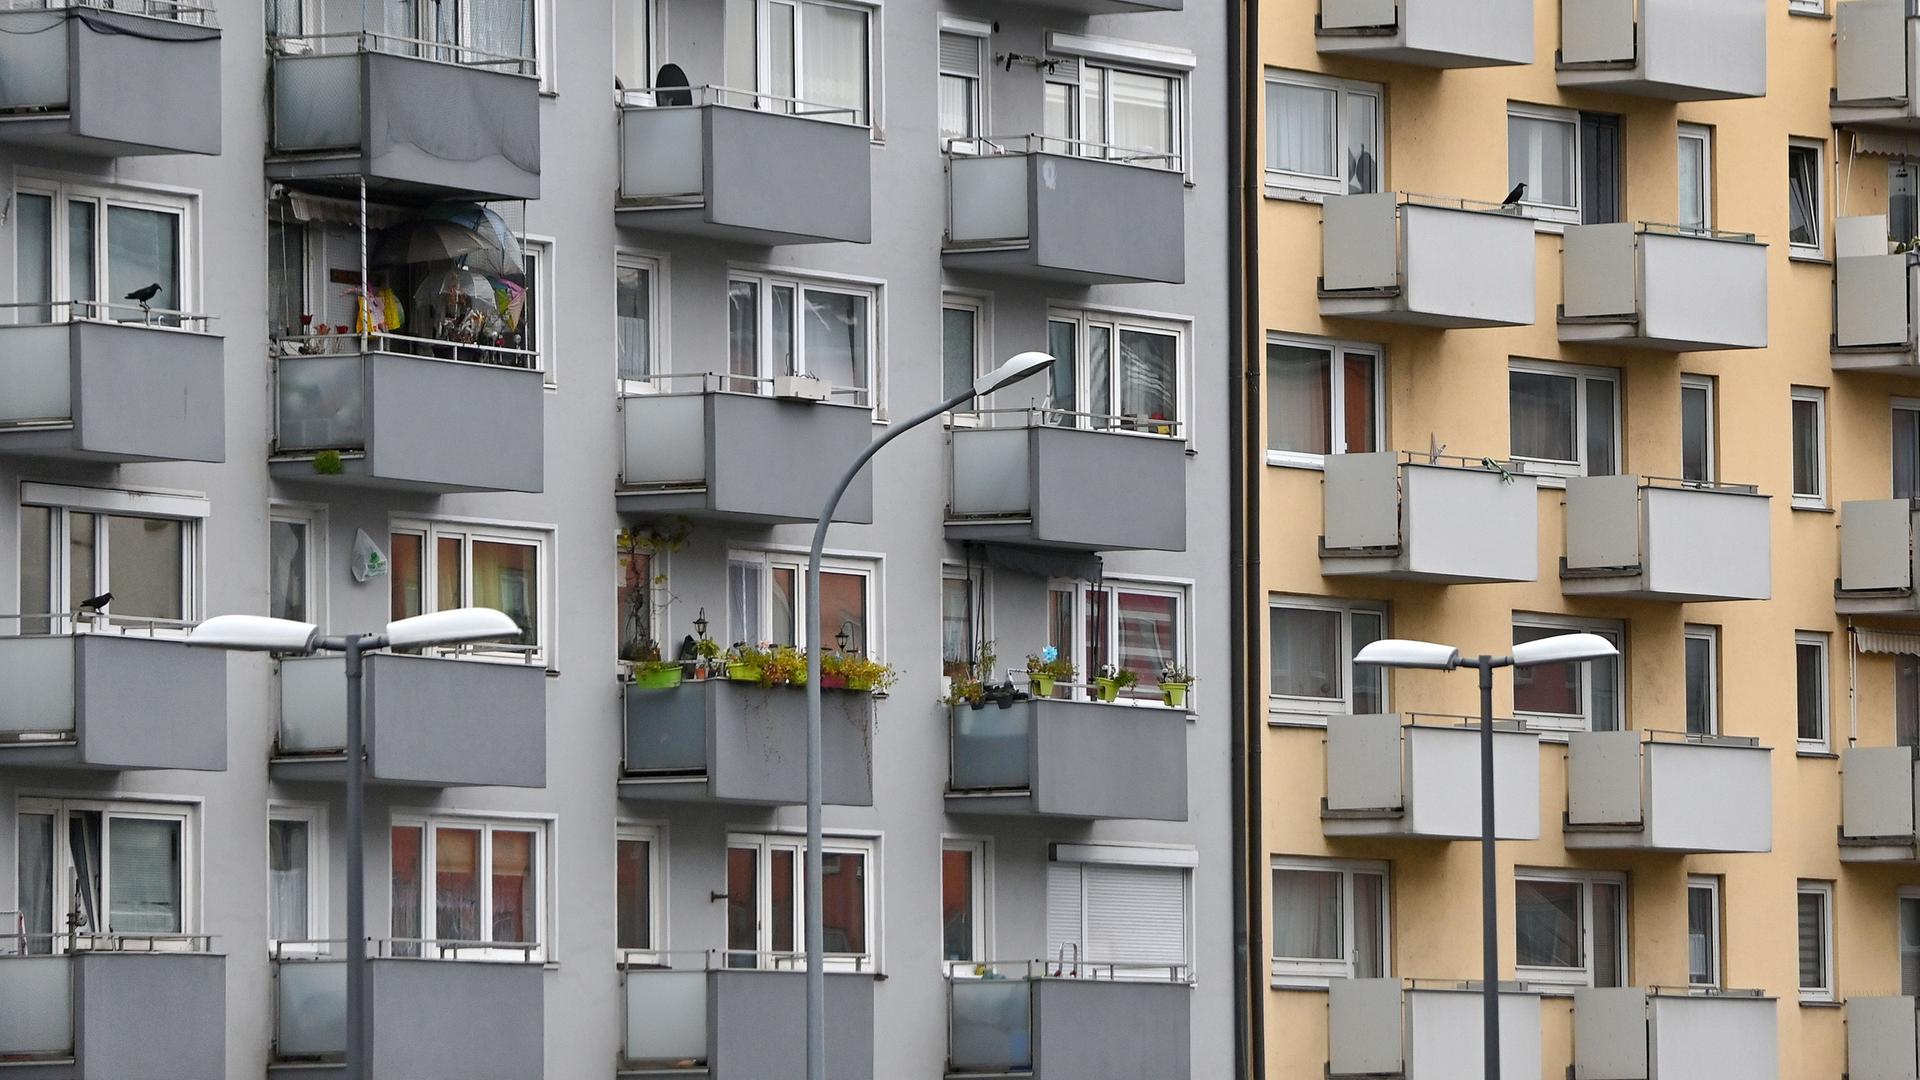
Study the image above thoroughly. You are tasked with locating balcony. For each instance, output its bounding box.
[1318,193,1535,328]
[1314,0,1531,67]
[618,89,871,246]
[946,414,1188,553]
[1008,0,1181,11]
[944,135,1184,285]
[1835,0,1920,132]
[1835,216,1920,375]
[0,313,223,463]
[271,339,545,494]
[945,697,1190,821]
[0,3,220,158]
[1322,714,1540,841]
[0,629,225,772]
[622,954,876,1079]
[1556,0,1766,100]
[1574,987,1779,1080]
[1319,452,1538,583]
[946,962,1193,1080]
[272,652,546,788]
[270,942,543,1079]
[618,377,874,525]
[1328,979,1542,1079]
[1849,997,1920,1080]
[267,34,540,202]
[1560,476,1771,602]
[0,938,225,1077]
[1564,730,1773,853]
[1841,746,1920,862]
[1558,223,1768,352]
[621,679,874,807]
[1838,500,1920,618]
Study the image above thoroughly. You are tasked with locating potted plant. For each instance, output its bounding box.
[820,653,850,690]
[762,645,806,686]
[944,674,986,709]
[1093,663,1138,703]
[631,658,684,690]
[692,636,721,680]
[727,643,770,683]
[1025,646,1074,698]
[1157,663,1195,708]
[837,654,896,694]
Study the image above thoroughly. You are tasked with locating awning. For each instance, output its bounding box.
[1854,628,1920,655]
[971,543,1103,581]
[1852,131,1920,159]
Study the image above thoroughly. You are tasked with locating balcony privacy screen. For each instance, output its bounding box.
[0,9,219,112]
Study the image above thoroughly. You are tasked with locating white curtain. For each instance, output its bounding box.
[728,560,762,647]
[1509,115,1574,208]
[17,813,54,953]
[803,291,866,391]
[107,817,181,934]
[1270,868,1341,960]
[1265,343,1330,455]
[1266,82,1334,178]
[269,520,308,622]
[800,2,867,122]
[1109,70,1173,161]
[15,192,51,325]
[269,820,310,942]
[470,0,533,64]
[1269,607,1340,699]
[1118,329,1177,425]
[1678,136,1706,232]
[617,266,652,381]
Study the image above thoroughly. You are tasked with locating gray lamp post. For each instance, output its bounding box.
[1353,631,1617,1080]
[803,350,1054,1080]
[189,606,521,1080]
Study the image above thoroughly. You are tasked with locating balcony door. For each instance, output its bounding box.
[15,800,192,954]
[1895,402,1920,500]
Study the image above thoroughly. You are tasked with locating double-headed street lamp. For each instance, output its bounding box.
[1354,632,1618,1080]
[190,606,521,1080]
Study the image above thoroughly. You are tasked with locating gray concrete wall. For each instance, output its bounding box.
[367,654,547,787]
[1030,700,1190,820]
[1031,978,1191,1080]
[77,635,227,772]
[366,959,545,1080]
[710,970,877,1080]
[366,354,546,493]
[72,323,227,463]
[75,952,226,1080]
[69,11,222,156]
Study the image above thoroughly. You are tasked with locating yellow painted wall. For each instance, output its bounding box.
[1255,2,1920,1077]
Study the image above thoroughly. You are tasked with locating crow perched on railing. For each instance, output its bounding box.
[124,282,163,318]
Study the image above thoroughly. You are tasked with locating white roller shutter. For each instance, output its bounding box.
[1046,862,1082,963]
[1045,860,1190,973]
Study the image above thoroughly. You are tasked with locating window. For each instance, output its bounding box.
[1049,579,1189,703]
[266,0,306,38]
[1688,876,1721,988]
[1265,335,1381,463]
[1901,892,1920,996]
[1263,70,1382,197]
[1508,360,1620,478]
[1506,106,1620,225]
[1684,625,1718,736]
[617,532,659,664]
[18,484,206,631]
[1893,162,1918,247]
[943,295,985,402]
[726,0,876,126]
[1515,870,1626,990]
[1796,632,1830,751]
[1270,858,1388,986]
[938,21,988,145]
[270,805,326,948]
[1048,852,1192,976]
[1901,655,1920,749]
[16,798,195,953]
[1678,124,1713,232]
[13,179,193,326]
[1268,598,1385,721]
[1895,400,1920,500]
[390,814,546,960]
[390,520,548,660]
[1789,0,1825,12]
[727,833,876,970]
[616,824,660,956]
[614,0,657,97]
[270,505,324,627]
[942,565,986,680]
[1512,616,1623,733]
[1681,375,1716,484]
[1791,386,1827,508]
[1578,111,1623,225]
[1044,308,1186,434]
[396,0,539,70]
[728,550,874,655]
[1045,51,1184,168]
[728,271,876,403]
[1798,881,1834,1001]
[1789,140,1825,255]
[942,838,988,964]
[616,255,660,384]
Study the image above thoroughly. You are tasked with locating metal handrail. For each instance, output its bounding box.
[1,0,216,25]
[622,83,864,125]
[0,612,196,636]
[1399,190,1528,216]
[1390,449,1527,472]
[0,929,216,956]
[1402,711,1532,732]
[1402,977,1535,993]
[1646,984,1767,998]
[271,937,542,961]
[1637,727,1762,748]
[617,948,872,972]
[952,132,1182,172]
[1634,473,1762,495]
[269,29,535,74]
[944,957,1192,984]
[1636,220,1759,243]
[274,331,539,371]
[965,405,1185,439]
[0,299,213,330]
[618,370,872,408]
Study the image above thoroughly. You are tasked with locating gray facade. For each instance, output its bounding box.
[0,0,1229,1078]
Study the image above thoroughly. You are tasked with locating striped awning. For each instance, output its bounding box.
[1855,628,1920,655]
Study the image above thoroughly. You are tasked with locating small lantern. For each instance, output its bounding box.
[694,608,709,641]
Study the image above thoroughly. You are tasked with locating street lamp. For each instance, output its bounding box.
[803,350,1054,1080]
[1354,631,1616,1080]
[189,606,520,1080]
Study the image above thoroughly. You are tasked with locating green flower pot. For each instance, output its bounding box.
[1030,674,1055,698]
[1159,682,1188,708]
[1094,678,1120,703]
[633,665,684,690]
[727,663,763,683]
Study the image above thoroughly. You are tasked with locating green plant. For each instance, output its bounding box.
[944,675,985,706]
[694,637,722,661]
[1025,646,1075,682]
[620,638,662,665]
[1096,663,1139,689]
[1158,663,1194,687]
[761,645,807,686]
[834,654,896,693]
[312,449,344,475]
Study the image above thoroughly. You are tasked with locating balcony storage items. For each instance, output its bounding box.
[1556,0,1766,100]
[1558,223,1767,351]
[1314,0,1532,67]
[1319,452,1538,583]
[1317,193,1536,328]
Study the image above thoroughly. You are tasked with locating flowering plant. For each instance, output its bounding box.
[1157,663,1194,686]
[1025,645,1076,682]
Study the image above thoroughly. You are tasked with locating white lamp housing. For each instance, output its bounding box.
[1510,632,1619,669]
[187,615,322,654]
[1353,638,1463,670]
[973,350,1056,398]
[384,607,521,650]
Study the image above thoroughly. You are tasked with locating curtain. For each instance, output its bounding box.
[617,839,651,951]
[1509,115,1574,208]
[1897,408,1920,501]
[1684,635,1712,735]
[818,852,865,954]
[942,849,974,962]
[1792,399,1821,496]
[1585,381,1616,475]
[937,32,979,141]
[1687,885,1714,985]
[1798,892,1827,989]
[270,521,308,623]
[107,817,181,934]
[1678,135,1706,232]
[469,0,532,68]
[728,280,758,391]
[819,570,865,655]
[1789,149,1819,246]
[1117,329,1176,426]
[1266,82,1334,178]
[435,826,483,943]
[1796,641,1825,741]
[1266,343,1331,455]
[1047,320,1078,418]
[614,0,650,88]
[390,533,424,622]
[69,200,95,311]
[1346,93,1378,194]
[725,848,758,966]
[1591,883,1622,987]
[1116,590,1176,688]
[19,505,51,622]
[942,307,975,400]
[1350,612,1384,713]
[267,220,304,338]
[942,577,974,676]
[391,826,423,956]
[472,540,537,647]
[266,0,303,38]
[15,193,52,324]
[799,1,866,122]
[69,813,102,936]
[1088,327,1111,424]
[771,567,796,646]
[490,830,535,944]
[769,849,795,954]
[1270,868,1341,960]
[1269,607,1340,699]
[723,0,757,94]
[1509,371,1576,462]
[1514,879,1580,969]
[727,561,761,647]
[803,291,865,390]
[1109,70,1173,160]
[269,820,309,942]
[617,266,652,381]
[1342,354,1376,453]
[617,550,652,659]
[17,813,54,953]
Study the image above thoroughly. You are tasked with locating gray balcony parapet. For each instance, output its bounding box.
[1559,222,1768,351]
[1322,713,1540,840]
[1835,0,1920,131]
[619,87,872,245]
[1328,978,1542,1079]
[621,678,875,806]
[1560,475,1771,602]
[1574,986,1780,1080]
[945,695,1191,821]
[1315,0,1532,67]
[946,960,1193,1079]
[621,951,877,1079]
[1320,451,1539,583]
[1557,0,1767,100]
[0,938,225,1077]
[1841,745,1920,862]
[1849,996,1920,1080]
[0,3,221,157]
[1564,729,1773,853]
[1838,500,1920,618]
[0,626,226,772]
[1318,192,1536,328]
[943,134,1185,284]
[1005,0,1181,12]
[1835,215,1920,375]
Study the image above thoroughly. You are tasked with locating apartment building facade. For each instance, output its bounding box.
[0,0,1231,1076]
[1246,0,1920,1076]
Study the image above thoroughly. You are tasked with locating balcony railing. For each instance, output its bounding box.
[1320,451,1539,583]
[1835,215,1920,374]
[1561,475,1771,602]
[1318,192,1536,327]
[946,692,1190,821]
[621,950,877,1077]
[1834,0,1920,131]
[1565,729,1773,852]
[1322,713,1541,840]
[1315,0,1532,67]
[1841,745,1920,861]
[1556,0,1766,100]
[1573,986,1779,1079]
[1329,978,1542,1078]
[622,677,875,806]
[1848,995,1920,1079]
[1838,500,1920,618]
[947,959,1193,1078]
[1559,222,1768,351]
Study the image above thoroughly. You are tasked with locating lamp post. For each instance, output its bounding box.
[803,350,1053,1080]
[189,606,521,1080]
[1353,631,1618,1080]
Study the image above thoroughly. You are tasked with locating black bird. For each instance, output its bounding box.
[1501,182,1527,206]
[124,282,162,317]
[77,592,113,614]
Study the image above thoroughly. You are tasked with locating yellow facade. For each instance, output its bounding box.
[1253,2,1920,1077]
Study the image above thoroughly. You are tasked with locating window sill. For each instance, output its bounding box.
[1268,711,1336,729]
[1789,250,1833,266]
[1788,7,1832,19]
[1798,745,1836,758]
[1792,501,1834,513]
[1266,451,1326,471]
[1270,977,1338,991]
[1263,186,1337,205]
[1800,996,1843,1008]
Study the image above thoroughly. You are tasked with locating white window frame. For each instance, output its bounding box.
[1797,631,1831,753]
[523,238,554,387]
[615,250,667,392]
[1266,595,1387,724]
[1264,334,1384,467]
[1047,848,1195,979]
[269,502,328,632]
[1789,138,1827,258]
[1044,306,1191,438]
[16,796,199,949]
[727,268,880,408]
[1048,576,1191,707]
[937,15,990,147]
[1262,69,1384,199]
[1507,103,1581,225]
[1789,0,1826,12]
[1514,868,1627,991]
[389,517,553,665]
[1798,880,1835,1002]
[743,0,882,134]
[1677,123,1714,231]
[1791,385,1828,509]
[1508,358,1621,479]
[269,802,329,955]
[1680,373,1716,484]
[726,831,879,972]
[1043,41,1189,172]
[612,0,661,100]
[615,822,665,963]
[1268,857,1391,988]
[940,561,991,685]
[726,548,880,656]
[1683,624,1719,737]
[1511,613,1625,734]
[942,291,989,409]
[940,836,991,968]
[19,482,207,634]
[389,811,551,963]
[1687,875,1722,989]
[12,175,199,325]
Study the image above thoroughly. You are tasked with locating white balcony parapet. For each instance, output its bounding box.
[1557,0,1766,101]
[1837,500,1920,618]
[1315,0,1532,67]
[1322,713,1540,840]
[1841,746,1920,862]
[1318,192,1536,328]
[1574,986,1780,1080]
[1835,216,1920,375]
[1835,0,1920,132]
[1561,475,1771,602]
[1328,978,1542,1079]
[1564,729,1773,853]
[1849,996,1920,1080]
[1320,451,1538,583]
[1559,222,1767,351]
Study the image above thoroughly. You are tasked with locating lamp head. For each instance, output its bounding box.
[384,607,520,650]
[1353,638,1462,671]
[188,615,322,654]
[972,350,1055,399]
[1510,632,1619,668]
